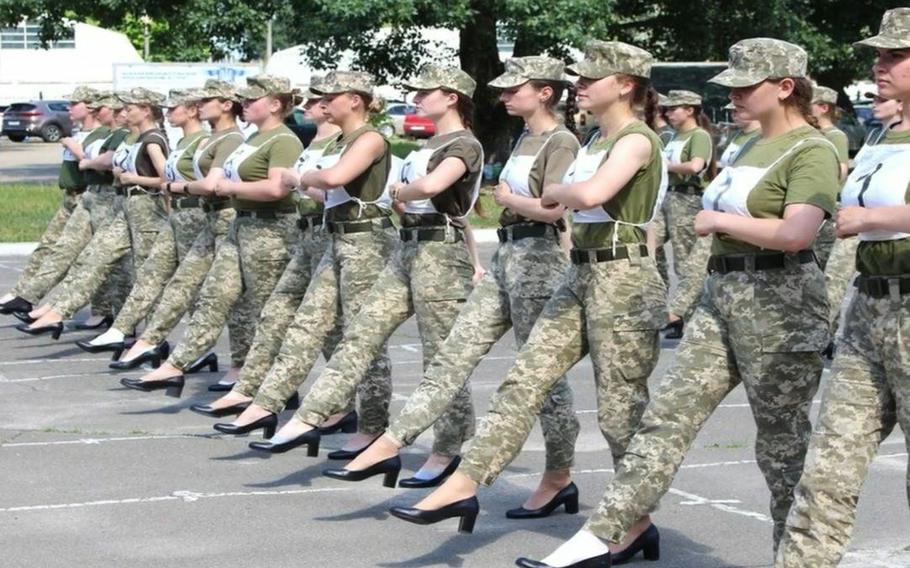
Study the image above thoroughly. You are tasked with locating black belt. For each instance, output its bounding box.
[298,216,324,231]
[326,217,393,235]
[116,186,162,197]
[708,250,817,274]
[171,196,202,209]
[497,223,558,243]
[669,185,702,195]
[236,209,296,219]
[570,244,649,265]
[399,226,463,243]
[855,276,910,298]
[202,200,232,213]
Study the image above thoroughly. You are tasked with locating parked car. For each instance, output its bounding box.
[2,100,73,142]
[386,102,417,136]
[284,108,316,147]
[0,105,8,131]
[404,112,435,138]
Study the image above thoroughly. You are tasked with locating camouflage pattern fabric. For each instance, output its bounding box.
[665,191,703,283]
[710,38,808,88]
[310,70,376,97]
[663,90,703,107]
[855,7,910,49]
[489,56,567,89]
[567,40,653,79]
[813,219,837,270]
[405,64,477,97]
[824,236,859,338]
[668,234,712,320]
[234,74,298,100]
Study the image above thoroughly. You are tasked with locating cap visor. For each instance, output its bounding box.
[708,68,765,88]
[854,35,910,49]
[566,61,606,78]
[488,73,527,89]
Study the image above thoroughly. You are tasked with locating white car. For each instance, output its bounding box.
[386,102,417,136]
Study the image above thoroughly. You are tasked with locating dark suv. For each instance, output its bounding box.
[2,100,74,142]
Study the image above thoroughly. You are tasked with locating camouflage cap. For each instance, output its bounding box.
[657,93,670,107]
[87,91,123,110]
[404,64,476,98]
[199,79,240,101]
[118,87,167,106]
[235,74,298,100]
[856,8,910,49]
[303,75,325,99]
[709,38,807,88]
[663,89,703,107]
[567,40,653,79]
[164,88,204,108]
[310,70,376,96]
[64,85,99,104]
[812,85,838,105]
[488,56,567,89]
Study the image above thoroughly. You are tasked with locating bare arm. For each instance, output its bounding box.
[79,150,114,171]
[667,157,706,177]
[836,204,910,237]
[396,157,468,202]
[493,181,567,224]
[215,168,288,201]
[299,132,385,190]
[119,144,166,188]
[695,203,826,252]
[461,223,486,285]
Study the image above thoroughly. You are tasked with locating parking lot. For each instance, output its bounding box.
[0,246,908,568]
[0,137,61,184]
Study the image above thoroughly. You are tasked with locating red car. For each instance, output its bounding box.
[403,112,435,138]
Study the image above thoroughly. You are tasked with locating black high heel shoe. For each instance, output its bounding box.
[15,321,63,340]
[389,496,480,534]
[75,336,128,356]
[190,401,250,417]
[610,524,659,565]
[515,553,612,568]
[323,455,401,487]
[186,352,219,374]
[0,296,33,315]
[72,315,114,331]
[208,382,235,392]
[120,376,185,398]
[318,410,357,435]
[12,311,36,325]
[661,319,684,340]
[108,341,170,370]
[506,482,579,519]
[398,456,462,489]
[327,435,379,460]
[248,428,320,456]
[213,414,277,439]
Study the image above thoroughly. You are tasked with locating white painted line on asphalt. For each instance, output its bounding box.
[0,372,99,383]
[0,486,351,513]
[669,488,773,524]
[0,261,23,272]
[1,434,211,448]
[0,357,110,366]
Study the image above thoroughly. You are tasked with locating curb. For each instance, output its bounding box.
[0,229,502,257]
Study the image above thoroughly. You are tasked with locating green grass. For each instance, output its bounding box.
[469,189,505,229]
[0,183,62,242]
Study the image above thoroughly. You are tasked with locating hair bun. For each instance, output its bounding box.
[368,94,387,114]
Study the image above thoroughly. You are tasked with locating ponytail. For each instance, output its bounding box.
[529,80,580,140]
[692,106,718,181]
[775,77,819,129]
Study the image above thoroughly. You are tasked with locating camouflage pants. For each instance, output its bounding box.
[665,191,703,282]
[668,235,712,320]
[387,234,581,469]
[251,223,397,434]
[52,191,169,319]
[776,290,910,567]
[813,219,837,271]
[111,205,208,333]
[457,248,666,486]
[583,260,828,548]
[823,236,859,339]
[14,187,129,315]
[167,212,297,370]
[137,208,246,361]
[232,221,338,390]
[296,231,475,456]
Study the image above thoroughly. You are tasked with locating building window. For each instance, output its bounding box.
[0,23,75,50]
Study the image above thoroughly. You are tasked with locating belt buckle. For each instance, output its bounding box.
[888,278,901,301]
[586,249,598,264]
[744,255,756,272]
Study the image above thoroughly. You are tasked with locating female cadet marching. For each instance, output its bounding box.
[385,40,668,548]
[777,9,910,565]
[326,56,584,514]
[121,74,303,396]
[202,71,398,453]
[73,89,210,364]
[0,87,117,320]
[88,80,245,380]
[18,88,171,340]
[512,38,840,568]
[190,77,347,415]
[811,84,850,270]
[230,65,485,482]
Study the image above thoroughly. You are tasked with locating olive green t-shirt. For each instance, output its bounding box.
[499,125,580,227]
[572,120,665,249]
[400,129,484,228]
[192,127,243,208]
[84,127,129,186]
[230,123,303,211]
[59,127,110,191]
[323,125,391,222]
[712,125,840,256]
[667,126,713,190]
[821,126,850,165]
[174,130,209,181]
[855,128,910,276]
[657,125,676,147]
[296,134,340,217]
[718,128,761,169]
